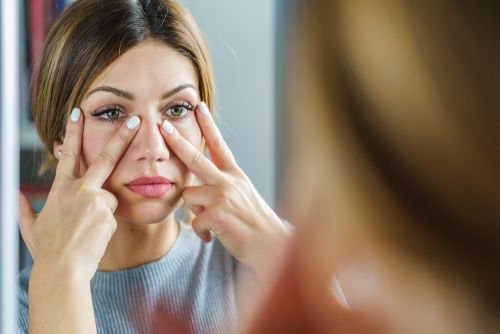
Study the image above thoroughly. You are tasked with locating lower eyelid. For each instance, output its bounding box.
[95,119,123,125]
[164,108,193,119]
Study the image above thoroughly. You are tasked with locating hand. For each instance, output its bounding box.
[18,109,141,281]
[160,102,292,277]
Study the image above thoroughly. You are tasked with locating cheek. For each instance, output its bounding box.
[82,123,116,168]
[175,118,203,150]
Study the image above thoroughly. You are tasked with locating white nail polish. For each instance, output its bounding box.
[162,120,174,134]
[199,102,210,116]
[330,274,351,310]
[56,149,62,160]
[126,115,140,129]
[70,107,81,122]
[331,262,378,310]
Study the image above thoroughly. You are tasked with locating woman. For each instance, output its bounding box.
[247,1,500,333]
[17,0,290,333]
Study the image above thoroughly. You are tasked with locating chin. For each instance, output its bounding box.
[114,198,180,224]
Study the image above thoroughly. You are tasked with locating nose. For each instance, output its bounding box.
[127,115,170,162]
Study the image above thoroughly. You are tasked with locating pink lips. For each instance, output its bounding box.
[125,176,173,198]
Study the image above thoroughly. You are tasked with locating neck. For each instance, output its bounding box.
[97,215,179,272]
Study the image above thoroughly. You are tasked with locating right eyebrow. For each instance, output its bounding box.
[85,86,134,100]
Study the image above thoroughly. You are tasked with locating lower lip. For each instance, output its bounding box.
[126,183,173,198]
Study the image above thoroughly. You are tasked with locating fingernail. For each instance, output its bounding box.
[162,120,174,134]
[199,102,210,116]
[330,274,351,310]
[70,107,81,122]
[56,149,62,160]
[331,261,378,310]
[126,115,140,129]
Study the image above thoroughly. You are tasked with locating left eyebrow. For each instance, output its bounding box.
[85,83,198,101]
[85,86,134,100]
[161,83,198,100]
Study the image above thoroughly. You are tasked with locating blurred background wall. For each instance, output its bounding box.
[180,0,278,206]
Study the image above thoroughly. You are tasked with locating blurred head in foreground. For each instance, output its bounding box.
[248,1,500,333]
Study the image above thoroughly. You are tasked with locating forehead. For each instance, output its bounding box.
[88,40,198,96]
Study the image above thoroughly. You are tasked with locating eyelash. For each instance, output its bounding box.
[90,102,195,124]
[91,105,125,124]
[163,101,195,120]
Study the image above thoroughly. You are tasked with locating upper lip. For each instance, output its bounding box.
[126,176,173,186]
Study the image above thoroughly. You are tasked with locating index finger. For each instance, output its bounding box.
[55,107,84,181]
[83,116,141,187]
[160,120,222,185]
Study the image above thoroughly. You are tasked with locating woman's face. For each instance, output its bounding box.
[78,40,202,224]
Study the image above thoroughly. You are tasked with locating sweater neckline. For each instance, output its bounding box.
[91,221,196,285]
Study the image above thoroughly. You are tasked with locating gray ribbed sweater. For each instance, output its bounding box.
[17,222,240,333]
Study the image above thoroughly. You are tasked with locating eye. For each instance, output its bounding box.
[164,102,194,120]
[91,105,126,123]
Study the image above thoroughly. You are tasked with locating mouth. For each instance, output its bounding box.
[125,176,174,198]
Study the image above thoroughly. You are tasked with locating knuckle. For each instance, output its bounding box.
[191,216,202,228]
[77,189,104,211]
[54,173,71,185]
[215,192,229,207]
[65,128,80,140]
[192,215,209,231]
[60,147,77,160]
[208,209,223,223]
[181,188,193,200]
[96,208,112,224]
[191,151,205,167]
[213,137,226,152]
[116,127,130,142]
[89,196,103,211]
[74,185,91,199]
[99,190,118,210]
[110,221,117,235]
[104,213,117,229]
[105,193,118,212]
[219,182,234,197]
[172,135,184,149]
[110,197,118,211]
[98,216,115,237]
[232,166,245,178]
[97,150,116,166]
[235,179,250,194]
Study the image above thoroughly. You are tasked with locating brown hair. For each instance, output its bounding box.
[34,0,215,174]
[289,0,500,319]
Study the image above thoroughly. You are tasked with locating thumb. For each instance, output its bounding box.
[18,191,36,256]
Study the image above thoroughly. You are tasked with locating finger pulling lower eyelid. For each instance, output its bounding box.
[126,115,141,129]
[70,107,81,122]
[162,120,174,134]
[199,102,210,116]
